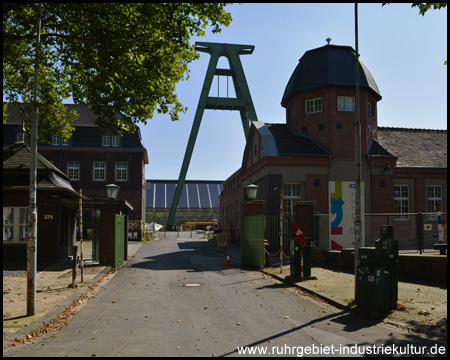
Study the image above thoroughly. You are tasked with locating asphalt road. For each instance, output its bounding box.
[4,233,446,357]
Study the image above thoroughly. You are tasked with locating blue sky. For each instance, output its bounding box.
[144,3,447,181]
[5,4,446,182]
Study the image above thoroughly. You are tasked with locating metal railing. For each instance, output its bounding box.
[264,215,294,265]
[314,212,446,253]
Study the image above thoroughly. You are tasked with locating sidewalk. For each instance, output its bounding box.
[3,241,143,349]
[205,233,447,338]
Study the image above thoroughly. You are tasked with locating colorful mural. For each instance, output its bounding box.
[329,181,364,250]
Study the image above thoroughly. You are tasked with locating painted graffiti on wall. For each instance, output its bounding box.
[329,181,364,250]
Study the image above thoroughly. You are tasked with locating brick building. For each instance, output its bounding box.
[3,142,80,264]
[220,44,447,246]
[3,103,149,235]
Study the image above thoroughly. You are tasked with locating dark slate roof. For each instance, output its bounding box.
[3,103,148,163]
[3,142,66,176]
[281,45,381,107]
[3,102,122,127]
[145,180,224,210]
[3,142,79,195]
[377,127,447,168]
[264,124,331,157]
[366,137,397,158]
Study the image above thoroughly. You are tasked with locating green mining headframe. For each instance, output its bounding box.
[166,42,258,230]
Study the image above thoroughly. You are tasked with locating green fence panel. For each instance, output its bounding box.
[241,215,265,267]
[115,214,125,269]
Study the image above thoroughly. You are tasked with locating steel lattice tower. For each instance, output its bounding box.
[167,42,258,230]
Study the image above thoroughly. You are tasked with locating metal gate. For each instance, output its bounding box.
[92,212,100,262]
[115,214,125,269]
[241,215,265,268]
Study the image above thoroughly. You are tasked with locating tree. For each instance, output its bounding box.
[3,3,233,139]
[382,3,447,15]
[410,3,447,15]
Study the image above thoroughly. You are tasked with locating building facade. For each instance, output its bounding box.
[146,179,223,225]
[3,142,80,264]
[3,103,149,233]
[220,44,447,246]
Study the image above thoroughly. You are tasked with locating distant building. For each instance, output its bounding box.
[220,44,447,247]
[145,180,223,225]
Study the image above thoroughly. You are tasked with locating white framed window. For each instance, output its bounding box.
[115,162,128,181]
[338,96,355,111]
[394,185,409,220]
[68,161,80,181]
[61,138,70,146]
[52,135,61,145]
[282,183,302,216]
[3,207,30,242]
[305,98,322,114]
[93,161,106,181]
[112,136,120,147]
[102,136,110,147]
[427,185,442,213]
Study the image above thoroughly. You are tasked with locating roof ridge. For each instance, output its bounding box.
[378,126,447,133]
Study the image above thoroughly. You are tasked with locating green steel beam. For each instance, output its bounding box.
[166,42,258,230]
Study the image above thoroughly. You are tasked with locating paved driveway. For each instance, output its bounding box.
[4,233,446,357]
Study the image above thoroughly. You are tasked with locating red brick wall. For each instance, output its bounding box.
[39,149,145,223]
[2,189,70,264]
[241,201,265,217]
[293,201,315,240]
[98,203,129,267]
[305,174,328,214]
[285,87,379,160]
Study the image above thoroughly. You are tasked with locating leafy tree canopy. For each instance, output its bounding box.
[3,3,233,139]
[382,2,447,15]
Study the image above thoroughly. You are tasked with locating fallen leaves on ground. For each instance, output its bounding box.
[7,269,114,349]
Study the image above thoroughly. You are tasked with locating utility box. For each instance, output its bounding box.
[355,225,398,311]
[290,236,311,279]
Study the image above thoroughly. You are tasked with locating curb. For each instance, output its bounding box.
[4,242,146,349]
[260,269,351,310]
[260,269,447,339]
[3,266,112,349]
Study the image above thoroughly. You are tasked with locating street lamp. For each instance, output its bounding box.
[106,184,120,200]
[245,184,259,201]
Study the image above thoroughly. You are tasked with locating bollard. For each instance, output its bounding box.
[71,245,79,288]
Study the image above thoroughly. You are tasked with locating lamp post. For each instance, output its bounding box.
[245,184,259,201]
[106,184,120,200]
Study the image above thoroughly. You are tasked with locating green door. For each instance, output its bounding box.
[92,212,100,262]
[115,214,125,269]
[241,215,265,267]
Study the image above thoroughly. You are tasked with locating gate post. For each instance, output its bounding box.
[240,200,265,267]
[293,201,315,242]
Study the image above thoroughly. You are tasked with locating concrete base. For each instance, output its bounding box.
[311,247,447,286]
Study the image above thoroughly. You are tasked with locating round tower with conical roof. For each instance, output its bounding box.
[281,44,381,160]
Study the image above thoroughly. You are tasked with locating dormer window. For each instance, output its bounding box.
[52,135,61,145]
[61,138,70,146]
[305,98,322,114]
[102,135,110,146]
[112,136,120,147]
